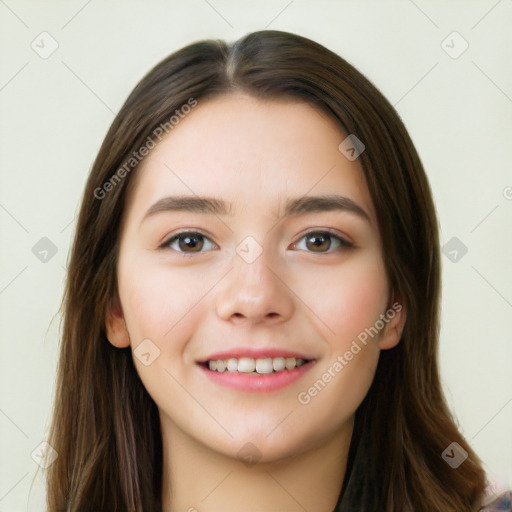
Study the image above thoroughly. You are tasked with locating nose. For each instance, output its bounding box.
[215,246,295,325]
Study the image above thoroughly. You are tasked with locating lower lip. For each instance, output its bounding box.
[197,361,316,392]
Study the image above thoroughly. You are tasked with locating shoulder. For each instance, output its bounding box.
[479,491,512,511]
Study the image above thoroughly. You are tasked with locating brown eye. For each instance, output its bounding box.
[162,232,217,255]
[306,233,330,252]
[178,233,204,252]
[294,231,352,253]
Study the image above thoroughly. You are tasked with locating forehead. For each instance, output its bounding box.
[123,93,376,227]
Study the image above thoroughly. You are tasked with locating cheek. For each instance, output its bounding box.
[118,256,206,345]
[293,259,387,435]
[116,259,206,409]
[293,343,379,447]
[295,252,389,352]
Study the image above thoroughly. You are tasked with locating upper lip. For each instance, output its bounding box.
[197,348,314,363]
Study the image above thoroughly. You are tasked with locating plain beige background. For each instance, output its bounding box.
[0,1,511,509]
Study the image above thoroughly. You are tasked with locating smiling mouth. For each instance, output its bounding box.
[199,356,313,375]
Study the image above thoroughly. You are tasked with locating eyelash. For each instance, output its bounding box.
[159,229,353,257]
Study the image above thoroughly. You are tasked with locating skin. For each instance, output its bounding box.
[106,93,406,512]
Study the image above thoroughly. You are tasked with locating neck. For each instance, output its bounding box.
[161,417,353,512]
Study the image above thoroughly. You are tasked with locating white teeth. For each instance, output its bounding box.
[206,356,308,374]
[285,357,296,370]
[255,358,273,374]
[227,358,238,372]
[238,357,256,373]
[272,357,286,372]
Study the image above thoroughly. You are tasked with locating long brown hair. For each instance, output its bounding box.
[44,30,488,511]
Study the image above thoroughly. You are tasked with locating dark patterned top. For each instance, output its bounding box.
[479,491,512,511]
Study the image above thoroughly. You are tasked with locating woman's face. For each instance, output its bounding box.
[106,93,405,462]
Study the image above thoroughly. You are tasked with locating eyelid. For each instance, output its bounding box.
[158,229,218,255]
[294,227,353,247]
[158,227,216,247]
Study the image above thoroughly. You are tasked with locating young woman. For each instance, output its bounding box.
[44,29,510,511]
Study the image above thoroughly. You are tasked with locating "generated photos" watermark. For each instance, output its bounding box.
[298,301,402,405]
[94,97,198,200]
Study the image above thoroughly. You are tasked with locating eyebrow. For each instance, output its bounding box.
[141,194,371,224]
